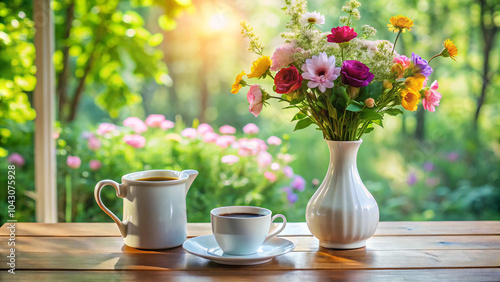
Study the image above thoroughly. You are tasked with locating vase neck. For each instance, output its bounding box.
[325,140,362,170]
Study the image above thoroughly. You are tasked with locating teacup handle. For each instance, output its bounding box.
[94,180,126,237]
[266,214,287,241]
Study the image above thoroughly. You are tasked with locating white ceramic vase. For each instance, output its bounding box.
[306,139,379,249]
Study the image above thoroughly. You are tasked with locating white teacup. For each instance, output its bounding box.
[210,206,287,255]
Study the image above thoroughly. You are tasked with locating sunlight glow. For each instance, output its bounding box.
[208,13,227,31]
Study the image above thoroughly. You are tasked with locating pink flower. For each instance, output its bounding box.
[247,85,264,117]
[393,55,411,69]
[301,52,341,93]
[197,123,214,135]
[243,123,259,134]
[312,178,320,186]
[123,117,147,134]
[257,151,273,167]
[123,134,146,148]
[67,156,81,169]
[221,155,239,165]
[87,137,101,151]
[270,44,298,72]
[181,128,197,139]
[219,125,236,134]
[53,132,60,139]
[97,123,117,136]
[283,166,294,178]
[327,26,357,43]
[89,160,102,171]
[235,138,267,156]
[203,132,219,143]
[160,120,175,130]
[145,114,165,127]
[216,135,236,148]
[7,153,25,167]
[291,175,306,191]
[278,153,293,163]
[423,80,441,112]
[447,152,459,162]
[267,136,282,146]
[271,162,281,170]
[264,171,277,182]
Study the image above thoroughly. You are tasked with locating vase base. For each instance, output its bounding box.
[319,240,367,249]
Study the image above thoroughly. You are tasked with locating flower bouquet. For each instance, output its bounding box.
[231,0,458,249]
[232,0,457,141]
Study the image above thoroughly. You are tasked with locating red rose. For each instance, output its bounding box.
[327,26,357,43]
[274,65,303,94]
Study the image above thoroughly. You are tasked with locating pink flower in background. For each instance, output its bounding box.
[426,177,440,187]
[145,114,165,127]
[236,138,260,156]
[87,137,101,151]
[123,135,146,148]
[97,123,117,136]
[203,132,219,143]
[160,120,175,130]
[278,153,293,163]
[247,85,263,117]
[270,44,298,71]
[257,151,273,167]
[291,175,306,191]
[7,153,25,167]
[67,156,81,169]
[423,80,441,112]
[271,162,281,171]
[197,123,214,135]
[52,132,60,139]
[447,152,459,162]
[407,172,417,186]
[283,166,294,178]
[219,125,236,134]
[423,162,434,172]
[243,123,259,134]
[267,136,282,145]
[216,135,236,148]
[312,178,320,186]
[123,117,147,133]
[181,128,197,139]
[264,171,277,182]
[89,160,102,171]
[221,155,240,165]
[252,138,268,151]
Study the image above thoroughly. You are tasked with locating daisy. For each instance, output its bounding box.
[301,52,341,93]
[299,11,325,26]
[387,15,414,33]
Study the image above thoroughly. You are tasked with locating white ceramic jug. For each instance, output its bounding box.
[94,169,198,249]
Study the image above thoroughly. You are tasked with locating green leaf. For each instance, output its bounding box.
[360,109,383,121]
[332,86,348,109]
[346,103,363,112]
[147,33,163,47]
[384,108,404,116]
[291,112,307,121]
[294,118,314,131]
[357,81,384,102]
[317,101,326,109]
[373,119,384,128]
[159,15,177,30]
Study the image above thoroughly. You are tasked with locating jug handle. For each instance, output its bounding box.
[181,170,199,195]
[94,180,127,237]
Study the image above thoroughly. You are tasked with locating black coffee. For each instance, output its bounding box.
[136,176,178,181]
[218,213,265,218]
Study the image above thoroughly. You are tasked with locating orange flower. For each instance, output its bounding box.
[391,64,405,79]
[247,56,272,78]
[405,74,426,91]
[442,39,458,61]
[231,71,246,94]
[387,15,414,33]
[401,88,421,111]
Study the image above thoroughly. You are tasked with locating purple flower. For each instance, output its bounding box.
[8,153,25,167]
[287,192,298,204]
[341,60,374,87]
[67,156,81,169]
[407,172,417,186]
[447,152,459,162]
[283,166,294,178]
[423,162,434,172]
[291,175,306,191]
[81,131,94,140]
[410,53,433,77]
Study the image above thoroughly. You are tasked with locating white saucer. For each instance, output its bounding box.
[182,235,295,265]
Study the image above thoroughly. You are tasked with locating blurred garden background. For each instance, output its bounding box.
[0,0,499,223]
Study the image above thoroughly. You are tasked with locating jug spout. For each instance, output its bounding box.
[182,170,199,195]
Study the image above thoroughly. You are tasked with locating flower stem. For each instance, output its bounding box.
[65,173,72,223]
[427,54,440,64]
[391,30,402,54]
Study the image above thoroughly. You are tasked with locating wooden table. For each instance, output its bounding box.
[1,222,499,281]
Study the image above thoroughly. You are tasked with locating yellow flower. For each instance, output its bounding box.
[231,71,246,94]
[442,39,458,61]
[401,87,421,111]
[405,74,426,91]
[247,56,272,78]
[387,15,414,33]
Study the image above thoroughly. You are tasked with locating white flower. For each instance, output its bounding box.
[301,52,341,93]
[299,11,325,26]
